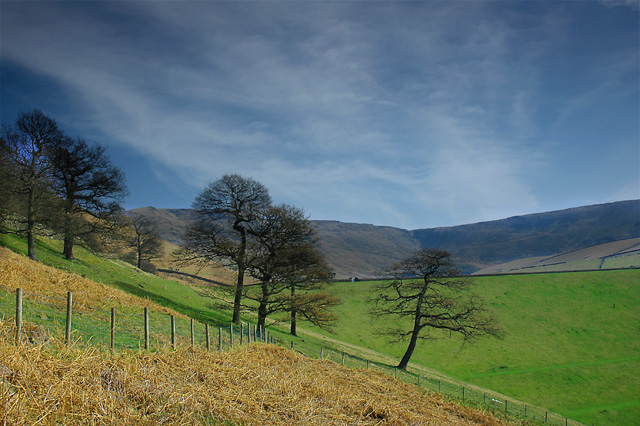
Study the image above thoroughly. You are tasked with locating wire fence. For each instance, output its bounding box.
[0,286,585,426]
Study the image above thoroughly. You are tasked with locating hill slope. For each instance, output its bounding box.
[0,240,517,426]
[474,237,640,274]
[130,200,640,278]
[412,200,640,268]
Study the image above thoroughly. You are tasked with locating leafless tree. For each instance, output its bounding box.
[48,137,127,260]
[126,213,163,270]
[371,248,502,370]
[243,204,337,334]
[1,110,64,260]
[184,174,272,324]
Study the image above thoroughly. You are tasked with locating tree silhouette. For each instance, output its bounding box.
[185,174,272,324]
[49,137,127,260]
[372,249,502,370]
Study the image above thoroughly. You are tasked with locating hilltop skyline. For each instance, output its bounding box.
[1,1,638,229]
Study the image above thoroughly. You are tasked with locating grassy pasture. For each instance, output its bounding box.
[313,271,640,426]
[2,233,638,425]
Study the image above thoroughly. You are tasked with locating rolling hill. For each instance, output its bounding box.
[129,199,639,279]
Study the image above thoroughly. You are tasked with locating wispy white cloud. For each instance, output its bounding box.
[1,1,636,228]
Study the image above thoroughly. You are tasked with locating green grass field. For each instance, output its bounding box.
[309,271,640,426]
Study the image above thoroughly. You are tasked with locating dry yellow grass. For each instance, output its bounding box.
[1,323,517,426]
[0,247,179,317]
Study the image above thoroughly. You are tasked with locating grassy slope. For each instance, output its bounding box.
[312,272,640,426]
[0,234,521,426]
[0,234,234,325]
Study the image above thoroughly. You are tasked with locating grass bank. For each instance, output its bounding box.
[314,271,640,426]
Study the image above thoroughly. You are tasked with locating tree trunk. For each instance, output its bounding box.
[26,187,37,261]
[62,197,75,260]
[398,289,426,371]
[232,264,245,325]
[232,225,247,325]
[290,284,297,336]
[397,323,421,370]
[27,229,37,261]
[136,234,143,269]
[257,282,269,334]
[63,236,75,261]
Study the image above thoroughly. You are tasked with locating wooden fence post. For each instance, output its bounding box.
[110,308,115,351]
[65,291,73,346]
[505,400,508,414]
[240,323,244,345]
[15,288,22,345]
[218,327,222,351]
[190,319,195,348]
[205,324,210,350]
[144,308,149,350]
[171,316,176,349]
[229,323,234,347]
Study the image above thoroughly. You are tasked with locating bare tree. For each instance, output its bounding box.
[371,249,502,370]
[243,204,337,334]
[1,110,63,260]
[184,174,271,324]
[49,137,127,260]
[127,213,163,270]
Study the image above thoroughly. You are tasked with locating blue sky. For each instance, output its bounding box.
[1,0,638,230]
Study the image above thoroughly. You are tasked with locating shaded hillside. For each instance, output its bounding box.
[412,200,640,268]
[130,200,640,278]
[312,221,419,279]
[128,206,196,245]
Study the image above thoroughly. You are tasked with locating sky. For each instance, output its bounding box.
[1,0,638,230]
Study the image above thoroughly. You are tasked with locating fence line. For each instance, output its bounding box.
[1,287,584,426]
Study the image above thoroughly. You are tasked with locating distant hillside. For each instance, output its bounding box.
[411,200,640,268]
[473,237,640,275]
[311,221,420,279]
[128,207,196,245]
[129,200,640,279]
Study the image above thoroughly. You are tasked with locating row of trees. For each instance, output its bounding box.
[0,109,161,269]
[181,174,338,336]
[1,109,498,364]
